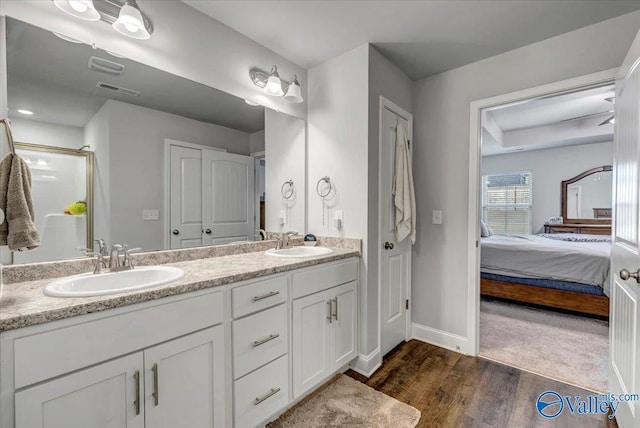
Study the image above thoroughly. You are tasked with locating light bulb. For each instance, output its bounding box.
[68,0,88,12]
[124,22,139,32]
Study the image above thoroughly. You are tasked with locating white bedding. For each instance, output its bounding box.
[481,234,611,296]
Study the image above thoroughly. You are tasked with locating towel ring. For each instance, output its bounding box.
[316,176,332,198]
[0,119,16,154]
[281,180,294,200]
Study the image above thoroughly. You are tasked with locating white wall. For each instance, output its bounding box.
[411,10,640,352]
[482,141,613,233]
[265,109,305,234]
[0,0,307,119]
[96,99,251,251]
[308,44,370,354]
[8,117,84,149]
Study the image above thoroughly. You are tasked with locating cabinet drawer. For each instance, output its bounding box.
[234,355,289,428]
[233,304,288,379]
[232,275,288,318]
[13,291,223,389]
[292,259,358,299]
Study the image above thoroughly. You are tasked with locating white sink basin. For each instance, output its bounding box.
[44,266,185,298]
[265,246,334,258]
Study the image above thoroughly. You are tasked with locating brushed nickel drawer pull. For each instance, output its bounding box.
[253,291,280,302]
[253,333,280,347]
[152,363,159,406]
[133,370,141,415]
[327,300,332,323]
[332,298,338,321]
[254,387,281,405]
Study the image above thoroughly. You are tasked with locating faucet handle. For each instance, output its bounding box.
[123,248,142,269]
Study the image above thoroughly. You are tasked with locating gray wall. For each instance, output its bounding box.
[0,1,307,119]
[9,117,84,149]
[482,141,613,233]
[366,46,413,355]
[411,11,640,348]
[265,109,306,234]
[98,99,251,250]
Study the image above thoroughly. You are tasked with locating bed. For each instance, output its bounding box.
[480,233,611,317]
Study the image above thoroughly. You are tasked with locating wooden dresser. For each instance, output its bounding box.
[544,223,611,235]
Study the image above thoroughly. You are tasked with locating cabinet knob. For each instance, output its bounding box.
[172,229,180,235]
[384,241,394,250]
[204,228,212,235]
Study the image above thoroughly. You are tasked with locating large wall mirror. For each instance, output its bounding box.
[561,165,612,224]
[4,17,306,264]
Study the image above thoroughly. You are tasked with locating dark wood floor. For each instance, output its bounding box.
[346,340,617,428]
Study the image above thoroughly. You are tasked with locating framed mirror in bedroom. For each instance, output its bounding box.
[12,142,94,264]
[561,165,612,225]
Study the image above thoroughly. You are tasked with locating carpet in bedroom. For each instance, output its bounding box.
[479,298,608,393]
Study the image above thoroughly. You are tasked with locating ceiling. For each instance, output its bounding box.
[6,18,265,132]
[182,0,640,80]
[482,84,615,156]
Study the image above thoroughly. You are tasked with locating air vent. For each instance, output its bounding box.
[96,82,141,97]
[88,56,125,76]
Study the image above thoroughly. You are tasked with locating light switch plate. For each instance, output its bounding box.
[143,209,159,221]
[279,210,286,225]
[432,210,442,225]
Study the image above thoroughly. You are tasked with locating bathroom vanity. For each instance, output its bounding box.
[0,245,360,428]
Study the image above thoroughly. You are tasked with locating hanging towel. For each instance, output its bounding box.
[392,124,416,244]
[0,153,40,251]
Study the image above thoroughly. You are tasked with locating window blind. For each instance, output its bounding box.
[482,172,532,234]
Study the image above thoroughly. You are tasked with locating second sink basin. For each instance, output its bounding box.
[44,266,185,298]
[265,246,334,258]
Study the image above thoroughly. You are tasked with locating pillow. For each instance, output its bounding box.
[480,220,490,237]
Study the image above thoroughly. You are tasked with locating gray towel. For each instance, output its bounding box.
[0,153,40,251]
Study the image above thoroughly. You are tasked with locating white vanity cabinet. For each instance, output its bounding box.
[14,327,225,428]
[291,261,358,399]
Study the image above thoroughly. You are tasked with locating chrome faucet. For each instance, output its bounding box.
[109,244,124,270]
[91,239,108,274]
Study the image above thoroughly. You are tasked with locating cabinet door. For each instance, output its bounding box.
[292,288,333,399]
[15,353,144,428]
[144,326,226,428]
[332,281,358,368]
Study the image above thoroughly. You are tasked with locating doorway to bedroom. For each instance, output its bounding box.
[476,80,614,393]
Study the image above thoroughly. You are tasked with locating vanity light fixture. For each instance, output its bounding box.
[51,0,154,40]
[54,0,101,21]
[17,109,34,116]
[283,75,303,103]
[250,65,304,103]
[244,99,261,107]
[112,0,151,40]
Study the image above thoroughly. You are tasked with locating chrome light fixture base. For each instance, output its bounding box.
[52,0,154,38]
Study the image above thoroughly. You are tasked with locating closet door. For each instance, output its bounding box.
[169,145,203,249]
[202,150,256,245]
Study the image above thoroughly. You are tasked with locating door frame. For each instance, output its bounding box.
[163,139,226,250]
[378,96,413,356]
[467,68,617,356]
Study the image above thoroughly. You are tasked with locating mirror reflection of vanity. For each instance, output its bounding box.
[544,165,612,235]
[3,17,306,264]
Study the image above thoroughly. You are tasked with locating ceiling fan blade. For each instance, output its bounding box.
[560,110,614,123]
[598,115,614,126]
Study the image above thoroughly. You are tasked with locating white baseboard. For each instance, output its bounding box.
[349,348,382,377]
[411,323,471,354]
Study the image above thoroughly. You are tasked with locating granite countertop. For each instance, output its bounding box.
[0,248,359,332]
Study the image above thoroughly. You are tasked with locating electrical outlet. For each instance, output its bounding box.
[279,210,286,226]
[334,210,343,229]
[143,209,159,221]
[432,210,442,225]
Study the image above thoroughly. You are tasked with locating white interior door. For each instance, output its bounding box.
[610,30,640,428]
[379,99,412,357]
[202,150,255,245]
[169,145,203,249]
